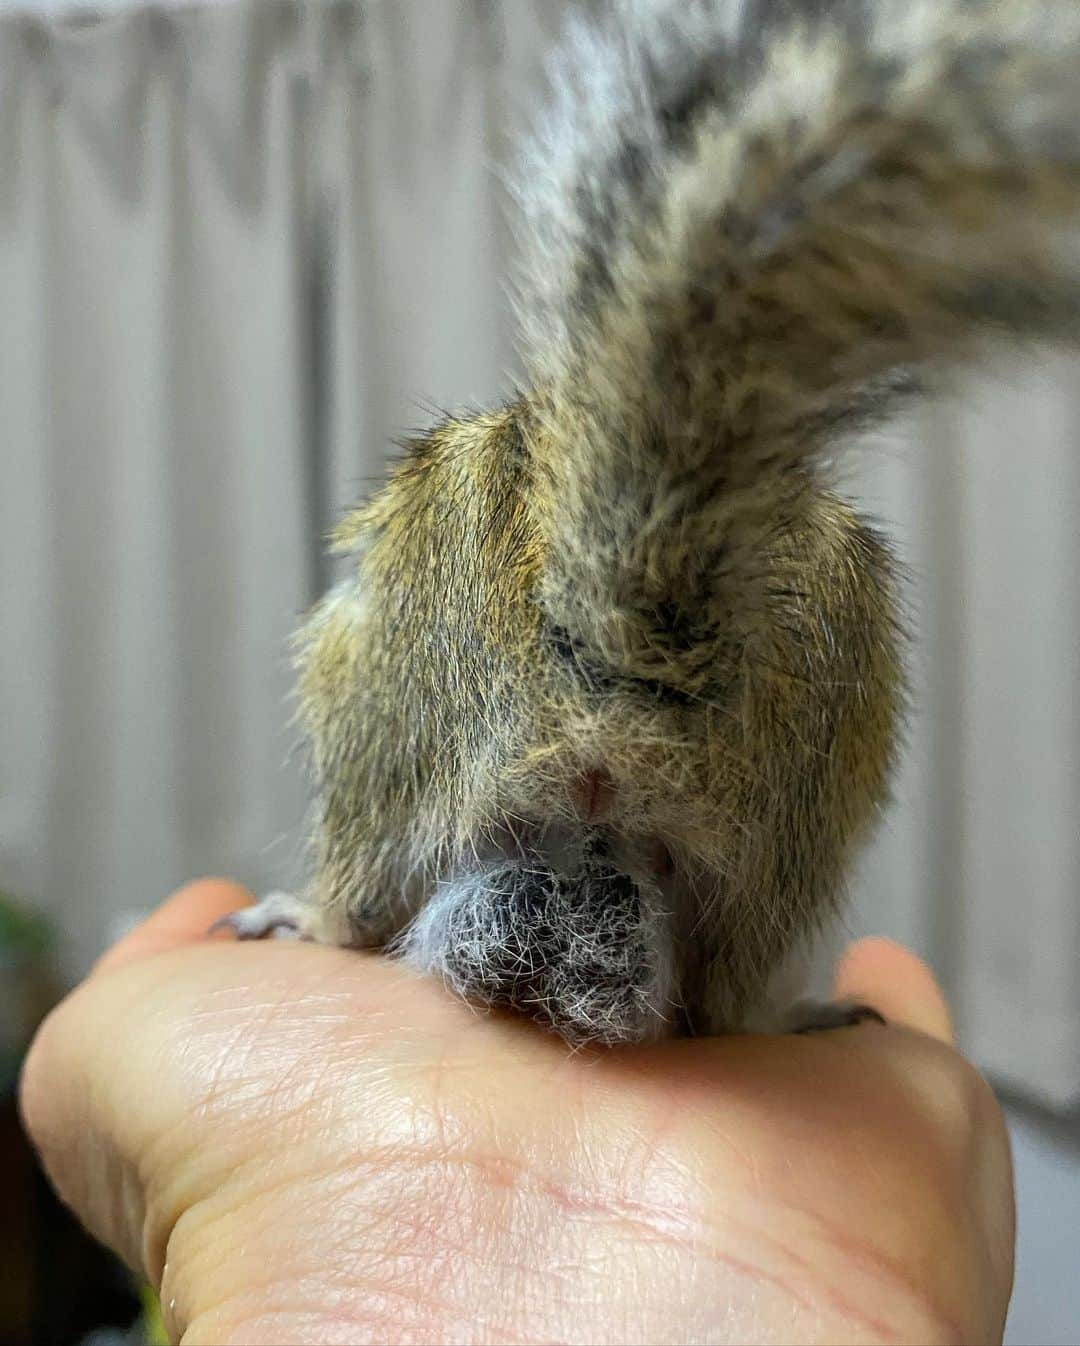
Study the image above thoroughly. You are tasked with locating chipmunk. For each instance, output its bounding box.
[220,0,1080,1044]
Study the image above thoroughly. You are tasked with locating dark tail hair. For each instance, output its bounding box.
[514,0,1080,685]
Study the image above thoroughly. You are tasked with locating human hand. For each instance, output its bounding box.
[20,880,1013,1345]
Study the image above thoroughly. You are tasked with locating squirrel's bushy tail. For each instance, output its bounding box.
[514,0,1080,688]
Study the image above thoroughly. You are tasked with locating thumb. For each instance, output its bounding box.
[833,937,954,1044]
[91,877,253,978]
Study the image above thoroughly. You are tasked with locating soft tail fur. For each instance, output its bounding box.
[515,0,1080,690]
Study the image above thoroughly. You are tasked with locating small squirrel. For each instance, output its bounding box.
[221,0,1080,1044]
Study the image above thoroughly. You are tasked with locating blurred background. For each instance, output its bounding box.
[0,1,1077,1342]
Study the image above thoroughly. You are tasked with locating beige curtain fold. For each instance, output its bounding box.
[1,0,1076,1107]
[0,0,558,977]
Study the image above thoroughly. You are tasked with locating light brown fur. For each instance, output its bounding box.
[296,403,901,1034]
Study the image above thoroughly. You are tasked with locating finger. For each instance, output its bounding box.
[23,879,256,1276]
[91,878,253,978]
[833,937,954,1044]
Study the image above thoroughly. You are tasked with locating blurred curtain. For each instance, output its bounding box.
[843,367,1080,1110]
[0,0,1076,1107]
[0,0,566,971]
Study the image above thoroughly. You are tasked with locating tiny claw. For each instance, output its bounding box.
[788,1001,887,1035]
[208,891,311,941]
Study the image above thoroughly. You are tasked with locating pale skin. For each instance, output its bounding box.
[20,880,1014,1345]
